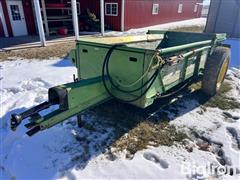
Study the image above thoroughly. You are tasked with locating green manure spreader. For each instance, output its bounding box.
[11,31,230,136]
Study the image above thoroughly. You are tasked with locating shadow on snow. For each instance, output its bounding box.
[56,83,212,176]
[1,82,213,179]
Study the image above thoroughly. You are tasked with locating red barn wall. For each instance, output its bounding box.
[22,0,36,35]
[124,0,202,30]
[0,0,203,37]
[80,0,122,31]
[43,0,122,31]
[104,0,122,31]
[0,0,36,37]
[79,0,99,16]
[1,0,13,37]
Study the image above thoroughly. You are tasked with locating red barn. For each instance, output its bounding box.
[0,0,202,37]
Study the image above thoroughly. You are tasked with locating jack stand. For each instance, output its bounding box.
[77,114,84,128]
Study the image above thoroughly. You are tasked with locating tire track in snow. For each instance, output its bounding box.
[226,127,240,151]
[143,152,169,170]
[0,78,50,134]
[1,78,50,116]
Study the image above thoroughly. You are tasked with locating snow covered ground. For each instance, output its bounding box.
[1,59,239,179]
[1,18,240,179]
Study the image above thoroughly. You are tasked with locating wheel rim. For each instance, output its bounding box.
[217,57,229,89]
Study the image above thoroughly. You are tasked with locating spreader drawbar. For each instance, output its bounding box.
[11,77,110,136]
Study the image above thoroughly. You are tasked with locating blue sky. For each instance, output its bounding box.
[203,0,211,5]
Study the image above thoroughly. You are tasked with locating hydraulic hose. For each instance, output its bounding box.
[102,44,160,102]
[102,44,191,103]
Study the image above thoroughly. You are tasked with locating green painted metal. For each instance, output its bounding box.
[10,31,227,135]
[68,49,77,66]
[11,77,110,135]
[158,40,212,54]
[40,77,110,129]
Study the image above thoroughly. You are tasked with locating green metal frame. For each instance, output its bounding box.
[10,31,227,135]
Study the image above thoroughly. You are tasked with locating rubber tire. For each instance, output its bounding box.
[202,47,230,96]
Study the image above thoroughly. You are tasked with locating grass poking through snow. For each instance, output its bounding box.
[189,80,240,110]
[204,82,240,110]
[112,120,188,158]
[0,42,75,61]
[170,25,204,33]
